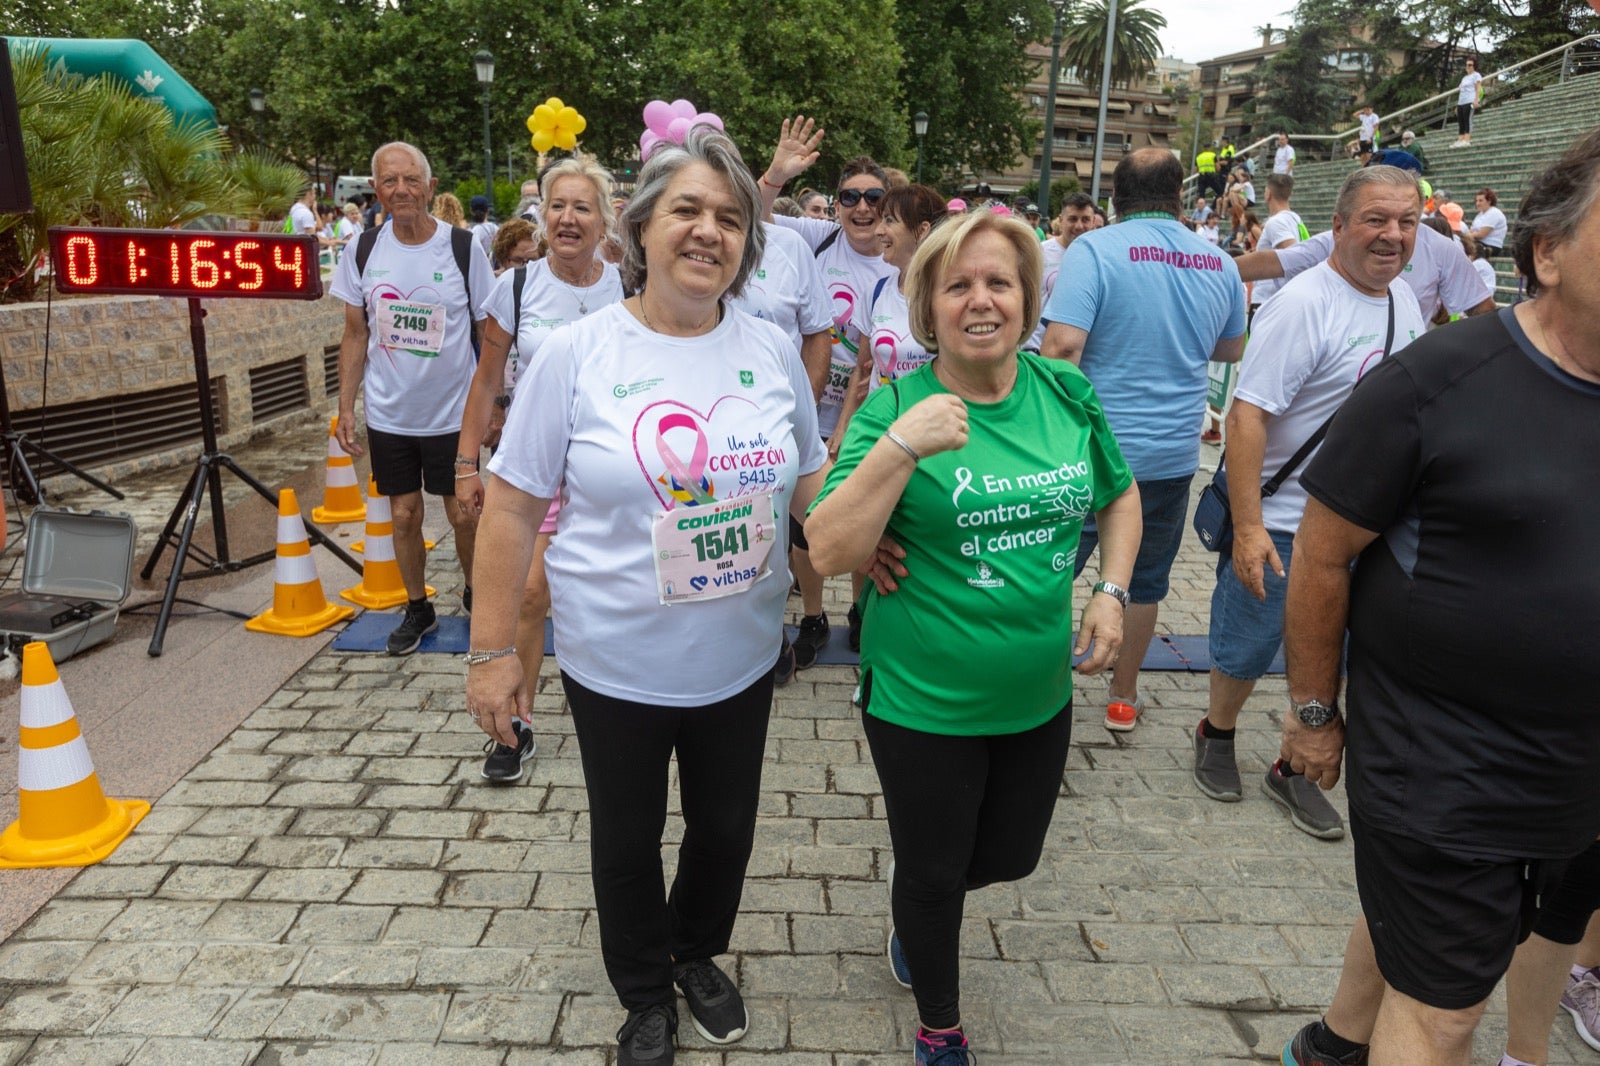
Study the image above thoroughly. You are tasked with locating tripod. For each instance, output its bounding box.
[140,299,360,657]
[0,343,124,506]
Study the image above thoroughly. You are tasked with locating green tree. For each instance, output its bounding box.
[1246,19,1355,138]
[1058,0,1166,93]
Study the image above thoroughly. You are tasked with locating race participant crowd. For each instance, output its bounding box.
[326,108,1600,1066]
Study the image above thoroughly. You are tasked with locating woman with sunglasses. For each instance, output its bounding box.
[758,116,899,653]
[456,154,624,782]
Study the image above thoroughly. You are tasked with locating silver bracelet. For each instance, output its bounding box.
[884,430,920,463]
[463,646,517,666]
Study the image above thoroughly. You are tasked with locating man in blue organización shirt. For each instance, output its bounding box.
[1041,148,1247,734]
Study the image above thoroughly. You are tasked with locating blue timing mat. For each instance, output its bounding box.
[330,613,1282,674]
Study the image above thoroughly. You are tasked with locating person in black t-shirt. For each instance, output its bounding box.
[1277,127,1600,1066]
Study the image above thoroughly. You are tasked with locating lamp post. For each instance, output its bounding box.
[473,50,495,214]
[914,111,929,184]
[248,88,265,149]
[1190,85,1205,207]
[1038,0,1069,218]
[1089,0,1119,205]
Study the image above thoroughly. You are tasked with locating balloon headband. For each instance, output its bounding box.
[639,99,725,162]
[528,97,587,153]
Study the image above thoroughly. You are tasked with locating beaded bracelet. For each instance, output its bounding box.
[463,646,516,666]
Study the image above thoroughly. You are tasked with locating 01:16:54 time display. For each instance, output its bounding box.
[123,238,306,290]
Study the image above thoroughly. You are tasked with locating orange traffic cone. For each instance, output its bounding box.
[341,477,434,609]
[246,488,355,637]
[310,417,366,525]
[0,643,149,868]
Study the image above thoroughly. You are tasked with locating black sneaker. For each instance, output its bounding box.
[673,958,748,1044]
[617,1003,677,1065]
[480,724,536,782]
[1192,721,1242,801]
[774,638,797,687]
[385,601,438,656]
[1282,1021,1369,1065]
[847,604,862,652]
[792,613,829,669]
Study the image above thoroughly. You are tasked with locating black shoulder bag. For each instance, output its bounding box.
[1192,290,1394,553]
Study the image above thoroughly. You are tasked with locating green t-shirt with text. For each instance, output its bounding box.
[811,353,1132,736]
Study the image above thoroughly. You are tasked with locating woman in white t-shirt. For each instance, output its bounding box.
[468,125,828,1065]
[456,155,624,780]
[1454,57,1486,147]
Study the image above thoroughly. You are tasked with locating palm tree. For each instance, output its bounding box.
[1059,0,1167,93]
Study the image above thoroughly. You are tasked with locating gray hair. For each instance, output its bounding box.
[1333,166,1422,223]
[371,142,432,184]
[618,124,765,298]
[1511,125,1600,297]
[539,154,619,237]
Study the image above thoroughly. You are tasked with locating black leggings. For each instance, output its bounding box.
[1533,840,1600,945]
[565,669,773,1011]
[861,698,1074,1030]
[1457,103,1474,136]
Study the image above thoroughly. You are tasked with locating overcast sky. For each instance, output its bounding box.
[1152,0,1298,65]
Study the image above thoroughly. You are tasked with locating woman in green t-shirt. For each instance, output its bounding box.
[805,211,1142,1065]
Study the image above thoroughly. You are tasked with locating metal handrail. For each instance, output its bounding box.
[1178,32,1600,200]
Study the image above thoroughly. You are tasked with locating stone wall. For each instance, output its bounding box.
[0,292,345,485]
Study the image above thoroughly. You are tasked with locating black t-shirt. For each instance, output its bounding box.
[1302,307,1600,859]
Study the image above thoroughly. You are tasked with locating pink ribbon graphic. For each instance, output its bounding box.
[655,412,715,505]
[873,331,902,385]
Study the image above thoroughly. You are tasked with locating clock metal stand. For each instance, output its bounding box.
[0,353,125,506]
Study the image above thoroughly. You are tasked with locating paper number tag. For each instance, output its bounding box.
[652,492,778,605]
[376,296,446,354]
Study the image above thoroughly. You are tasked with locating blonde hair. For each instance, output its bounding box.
[540,154,619,236]
[905,211,1043,354]
[432,192,465,228]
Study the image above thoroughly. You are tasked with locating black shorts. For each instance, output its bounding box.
[1358,139,1375,154]
[367,428,459,498]
[1352,810,1570,1010]
[789,514,809,552]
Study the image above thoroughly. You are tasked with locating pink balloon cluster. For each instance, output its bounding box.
[639,99,725,161]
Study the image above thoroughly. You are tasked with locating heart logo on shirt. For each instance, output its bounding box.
[631,395,762,509]
[690,576,709,592]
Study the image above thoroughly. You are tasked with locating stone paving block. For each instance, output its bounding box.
[1157,963,1274,1009]
[344,870,445,906]
[1011,880,1116,920]
[1080,922,1195,963]
[512,842,589,875]
[376,1044,506,1064]
[244,709,314,730]
[742,953,841,997]
[741,878,826,916]
[291,809,385,837]
[1260,964,1341,1010]
[17,1037,142,1064]
[382,907,491,947]
[99,901,218,943]
[1279,923,1353,967]
[184,754,287,781]
[97,987,234,1037]
[364,785,457,810]
[362,758,457,785]
[181,944,305,987]
[248,1042,377,1064]
[519,949,607,997]
[127,1038,261,1065]
[480,910,585,952]
[197,902,302,944]
[154,835,255,867]
[439,991,561,1044]
[266,991,446,1041]
[789,847,874,880]
[442,841,531,873]
[157,865,264,902]
[160,781,277,808]
[813,820,891,849]
[789,794,870,820]
[99,834,174,867]
[251,868,359,903]
[789,915,884,955]
[1295,887,1363,923]
[294,946,420,989]
[0,940,94,984]
[264,731,357,756]
[1041,959,1165,1005]
[340,840,443,870]
[244,836,346,868]
[381,812,473,840]
[1109,1003,1253,1059]
[11,900,127,941]
[477,812,574,840]
[344,732,416,757]
[413,948,527,991]
[271,784,367,810]
[286,905,393,945]
[778,740,863,765]
[992,918,1096,963]
[71,943,197,985]
[187,808,296,838]
[57,865,169,900]
[728,914,790,954]
[442,873,534,909]
[0,986,126,1035]
[1179,922,1296,965]
[527,872,594,910]
[1106,885,1218,923]
[1203,885,1313,925]
[786,998,895,1052]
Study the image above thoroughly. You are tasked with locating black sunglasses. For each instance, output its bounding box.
[835,187,886,208]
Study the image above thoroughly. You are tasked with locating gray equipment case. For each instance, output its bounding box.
[0,508,137,663]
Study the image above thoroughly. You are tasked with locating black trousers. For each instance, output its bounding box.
[861,699,1074,1030]
[565,669,773,1011]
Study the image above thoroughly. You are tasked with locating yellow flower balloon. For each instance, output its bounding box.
[527,96,586,154]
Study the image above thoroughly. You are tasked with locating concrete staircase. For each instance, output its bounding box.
[1266,72,1600,303]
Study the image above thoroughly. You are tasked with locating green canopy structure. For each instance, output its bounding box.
[8,37,217,130]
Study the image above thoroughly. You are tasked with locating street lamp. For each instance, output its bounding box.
[1038,0,1069,218]
[248,88,265,148]
[914,110,929,184]
[473,50,495,215]
[1089,0,1119,205]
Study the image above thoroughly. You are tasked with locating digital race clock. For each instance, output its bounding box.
[48,227,324,300]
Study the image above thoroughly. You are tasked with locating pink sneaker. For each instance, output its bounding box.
[1561,968,1600,1052]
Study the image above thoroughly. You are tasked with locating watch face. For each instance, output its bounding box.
[1296,702,1336,727]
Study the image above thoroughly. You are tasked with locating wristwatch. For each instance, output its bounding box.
[1092,580,1130,607]
[493,395,510,410]
[1291,697,1341,727]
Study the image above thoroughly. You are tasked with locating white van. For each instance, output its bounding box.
[334,175,375,205]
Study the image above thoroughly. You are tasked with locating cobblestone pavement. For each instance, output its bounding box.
[0,465,1594,1065]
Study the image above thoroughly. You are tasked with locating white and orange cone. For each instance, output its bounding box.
[246,488,354,637]
[341,477,434,609]
[0,643,149,868]
[310,417,366,525]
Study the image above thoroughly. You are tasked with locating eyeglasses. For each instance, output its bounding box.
[835,187,886,208]
[503,256,535,267]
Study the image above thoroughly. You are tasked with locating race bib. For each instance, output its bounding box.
[375,296,446,354]
[652,491,778,605]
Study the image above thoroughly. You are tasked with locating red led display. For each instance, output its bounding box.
[48,227,324,300]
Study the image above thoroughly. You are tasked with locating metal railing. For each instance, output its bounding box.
[1178,32,1600,202]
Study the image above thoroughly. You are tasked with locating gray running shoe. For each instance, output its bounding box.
[1561,968,1600,1052]
[1192,722,1242,801]
[1262,766,1345,840]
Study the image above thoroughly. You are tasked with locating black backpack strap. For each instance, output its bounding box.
[813,227,841,258]
[512,265,527,337]
[353,226,380,278]
[449,225,474,311]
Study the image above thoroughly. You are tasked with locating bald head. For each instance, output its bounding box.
[1112,148,1184,218]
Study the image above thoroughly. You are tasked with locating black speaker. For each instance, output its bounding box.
[0,40,34,215]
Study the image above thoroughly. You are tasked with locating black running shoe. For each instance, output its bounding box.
[480,724,536,782]
[774,637,797,686]
[673,958,748,1044]
[385,601,437,656]
[617,1003,677,1065]
[847,604,862,652]
[792,613,830,669]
